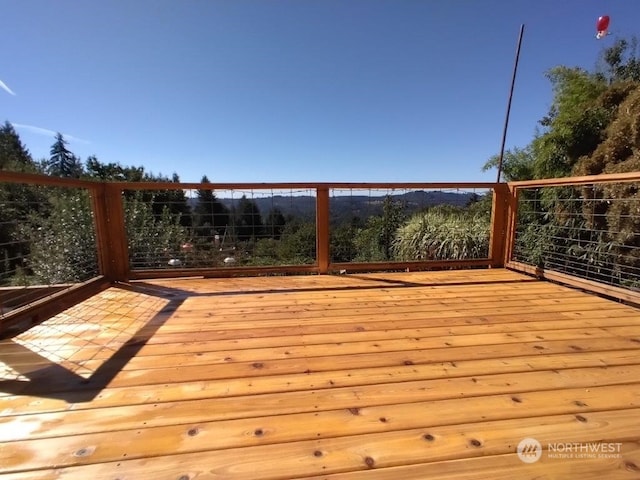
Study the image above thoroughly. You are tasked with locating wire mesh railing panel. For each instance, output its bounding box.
[512,182,640,291]
[0,183,99,317]
[123,187,317,270]
[329,187,493,264]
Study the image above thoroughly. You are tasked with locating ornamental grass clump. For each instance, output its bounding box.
[393,209,490,261]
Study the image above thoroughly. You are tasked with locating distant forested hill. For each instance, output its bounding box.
[212,190,477,222]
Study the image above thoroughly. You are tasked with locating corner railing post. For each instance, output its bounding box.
[91,184,130,283]
[90,183,112,280]
[503,185,519,266]
[316,186,330,274]
[489,183,510,268]
[106,184,130,282]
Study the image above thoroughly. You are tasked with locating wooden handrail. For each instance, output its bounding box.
[0,170,100,189]
[3,168,637,190]
[508,171,640,188]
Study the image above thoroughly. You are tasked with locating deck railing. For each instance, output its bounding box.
[0,171,110,334]
[1,169,639,334]
[505,172,640,305]
[106,180,499,279]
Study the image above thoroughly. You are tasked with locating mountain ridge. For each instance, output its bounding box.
[203,190,480,221]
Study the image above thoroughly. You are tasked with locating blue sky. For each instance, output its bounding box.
[1,1,638,183]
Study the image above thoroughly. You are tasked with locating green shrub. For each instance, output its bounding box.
[393,209,490,261]
[125,192,189,269]
[19,190,98,284]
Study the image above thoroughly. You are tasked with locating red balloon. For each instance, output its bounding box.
[596,15,610,33]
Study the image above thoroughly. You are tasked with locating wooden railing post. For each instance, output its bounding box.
[316,187,330,274]
[504,185,519,266]
[90,184,111,279]
[489,183,510,268]
[90,183,129,282]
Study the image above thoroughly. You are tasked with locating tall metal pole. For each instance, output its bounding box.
[496,24,525,183]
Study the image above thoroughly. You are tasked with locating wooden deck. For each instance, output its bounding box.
[1,269,640,479]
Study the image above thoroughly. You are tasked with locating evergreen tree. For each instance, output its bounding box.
[236,195,264,242]
[0,124,48,285]
[85,156,145,181]
[265,207,286,239]
[48,133,83,177]
[0,122,35,171]
[194,175,229,240]
[147,172,192,227]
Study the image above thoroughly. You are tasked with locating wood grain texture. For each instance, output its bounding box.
[1,269,639,479]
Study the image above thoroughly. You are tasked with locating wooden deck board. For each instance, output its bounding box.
[294,446,640,480]
[6,323,640,370]
[1,269,639,479]
[1,349,638,417]
[3,385,640,472]
[2,411,640,479]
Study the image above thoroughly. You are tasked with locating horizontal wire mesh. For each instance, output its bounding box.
[0,183,99,317]
[512,182,640,291]
[329,187,493,264]
[123,187,317,269]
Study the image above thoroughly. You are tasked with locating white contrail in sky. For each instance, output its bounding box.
[11,123,91,144]
[0,79,16,96]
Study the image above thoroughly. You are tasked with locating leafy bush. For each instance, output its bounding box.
[125,192,189,269]
[244,221,317,266]
[18,190,98,284]
[277,221,316,264]
[352,196,406,262]
[330,223,359,262]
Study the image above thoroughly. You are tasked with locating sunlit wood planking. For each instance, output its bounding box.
[1,269,639,479]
